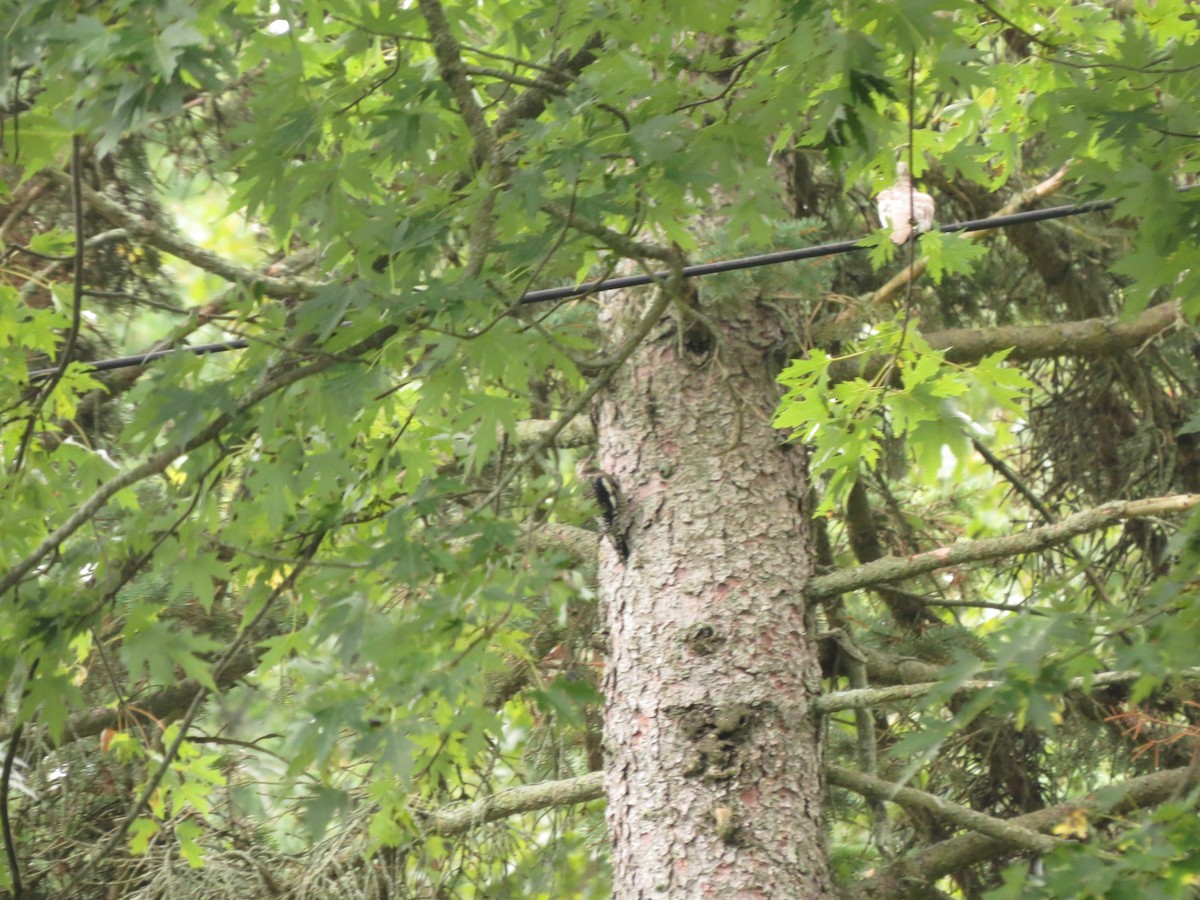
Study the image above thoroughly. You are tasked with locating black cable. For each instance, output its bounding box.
[64,339,250,375]
[521,197,1116,304]
[27,195,1118,381]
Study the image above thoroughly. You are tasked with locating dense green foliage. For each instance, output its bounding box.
[1,0,1199,896]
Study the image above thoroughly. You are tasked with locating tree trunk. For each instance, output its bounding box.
[596,286,831,896]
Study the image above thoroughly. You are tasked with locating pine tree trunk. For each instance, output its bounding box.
[596,286,832,896]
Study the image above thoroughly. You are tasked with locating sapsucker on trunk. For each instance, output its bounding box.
[577,456,629,562]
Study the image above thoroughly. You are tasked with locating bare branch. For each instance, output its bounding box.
[828,301,1182,384]
[806,493,1200,600]
[816,667,1200,714]
[848,765,1199,898]
[419,771,603,836]
[827,765,1063,855]
[930,300,1181,365]
[511,416,594,449]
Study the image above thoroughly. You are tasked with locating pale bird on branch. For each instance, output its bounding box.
[876,162,936,244]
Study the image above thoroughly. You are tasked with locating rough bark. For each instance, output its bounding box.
[596,285,831,896]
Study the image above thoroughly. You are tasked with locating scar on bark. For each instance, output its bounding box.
[681,622,725,656]
[676,702,760,781]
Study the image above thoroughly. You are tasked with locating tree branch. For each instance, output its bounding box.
[847,765,1199,898]
[511,416,595,449]
[0,648,263,750]
[827,300,1181,384]
[321,756,1195,884]
[827,765,1063,855]
[805,493,1200,600]
[933,299,1179,365]
[493,33,605,138]
[395,742,1197,860]
[418,771,603,836]
[17,228,127,301]
[867,164,1071,309]
[926,162,1109,318]
[12,137,87,473]
[416,0,495,158]
[66,534,327,895]
[540,202,677,262]
[41,169,320,300]
[816,667,1200,714]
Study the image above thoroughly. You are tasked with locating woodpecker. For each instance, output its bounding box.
[577,456,629,562]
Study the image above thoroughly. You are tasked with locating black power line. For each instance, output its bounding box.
[29,195,1118,381]
[520,197,1116,304]
[58,339,252,376]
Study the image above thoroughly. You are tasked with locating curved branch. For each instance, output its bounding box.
[806,493,1200,600]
